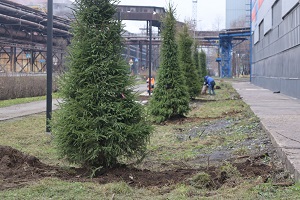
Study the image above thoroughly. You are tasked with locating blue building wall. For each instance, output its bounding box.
[251,0,300,99]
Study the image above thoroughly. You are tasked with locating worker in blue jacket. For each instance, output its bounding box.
[204,76,216,95]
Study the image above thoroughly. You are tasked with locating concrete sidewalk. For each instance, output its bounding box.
[232,81,300,181]
[0,99,59,121]
[0,83,148,121]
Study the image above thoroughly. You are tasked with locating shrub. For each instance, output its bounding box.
[0,74,57,100]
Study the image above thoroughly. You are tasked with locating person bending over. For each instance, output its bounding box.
[204,75,215,95]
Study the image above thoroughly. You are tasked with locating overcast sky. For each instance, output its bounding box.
[119,0,226,33]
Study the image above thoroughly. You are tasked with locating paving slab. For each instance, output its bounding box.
[232,81,300,181]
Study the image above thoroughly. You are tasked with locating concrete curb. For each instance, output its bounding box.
[232,81,300,181]
[260,122,300,180]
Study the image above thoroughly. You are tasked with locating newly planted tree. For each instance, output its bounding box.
[193,43,202,81]
[178,25,201,98]
[51,0,152,168]
[148,5,190,123]
[199,49,208,80]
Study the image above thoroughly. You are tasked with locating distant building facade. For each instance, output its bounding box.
[226,0,250,28]
[251,0,300,99]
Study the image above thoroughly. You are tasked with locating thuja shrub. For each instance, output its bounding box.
[178,25,201,99]
[193,43,202,83]
[51,0,152,168]
[199,50,207,79]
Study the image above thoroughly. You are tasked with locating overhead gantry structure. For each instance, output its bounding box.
[118,5,251,78]
[218,27,251,78]
[117,5,165,72]
[204,27,251,78]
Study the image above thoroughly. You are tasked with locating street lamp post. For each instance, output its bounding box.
[148,20,152,96]
[46,0,53,133]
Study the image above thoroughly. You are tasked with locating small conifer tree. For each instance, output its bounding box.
[199,49,208,80]
[148,5,190,123]
[178,25,201,98]
[51,0,152,168]
[193,43,202,81]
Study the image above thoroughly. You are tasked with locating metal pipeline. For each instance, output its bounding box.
[0,25,69,46]
[0,13,71,36]
[0,3,71,30]
[0,13,44,29]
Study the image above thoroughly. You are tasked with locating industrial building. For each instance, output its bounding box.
[0,1,155,74]
[0,0,70,73]
[251,0,300,99]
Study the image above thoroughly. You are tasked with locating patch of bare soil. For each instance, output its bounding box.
[162,116,223,126]
[0,145,71,190]
[95,162,273,190]
[0,144,283,191]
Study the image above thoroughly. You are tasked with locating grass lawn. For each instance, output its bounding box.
[0,80,299,199]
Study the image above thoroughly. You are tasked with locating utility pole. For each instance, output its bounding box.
[148,20,152,96]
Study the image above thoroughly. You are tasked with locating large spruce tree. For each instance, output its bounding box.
[148,5,190,123]
[178,25,201,99]
[51,0,152,168]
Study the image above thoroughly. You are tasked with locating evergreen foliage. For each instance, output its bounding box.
[193,43,202,81]
[178,25,201,98]
[148,5,190,123]
[51,0,152,168]
[199,49,208,81]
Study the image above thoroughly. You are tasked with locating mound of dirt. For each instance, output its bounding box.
[0,145,200,190]
[0,145,43,172]
[0,145,69,190]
